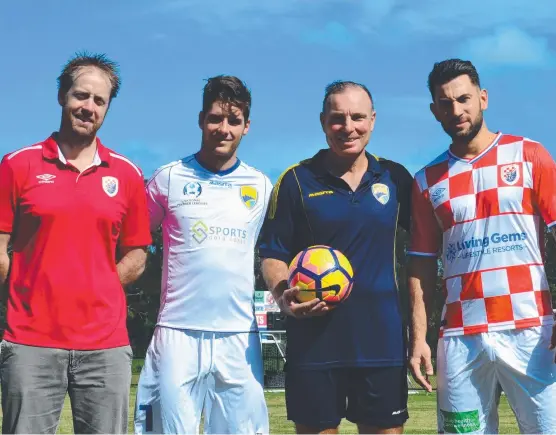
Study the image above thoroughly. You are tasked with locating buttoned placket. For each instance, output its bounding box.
[56,146,103,183]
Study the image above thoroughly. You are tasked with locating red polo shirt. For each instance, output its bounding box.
[0,135,152,350]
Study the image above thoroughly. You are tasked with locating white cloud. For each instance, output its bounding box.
[145,0,556,44]
[391,0,556,36]
[459,27,556,69]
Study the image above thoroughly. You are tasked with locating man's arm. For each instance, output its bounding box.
[408,255,437,392]
[117,246,147,287]
[0,233,10,287]
[261,258,327,318]
[549,226,556,355]
[524,142,556,356]
[406,175,442,390]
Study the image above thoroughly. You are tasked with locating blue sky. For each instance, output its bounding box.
[1,0,555,181]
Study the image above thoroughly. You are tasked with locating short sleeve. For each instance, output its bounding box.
[145,166,169,231]
[526,141,556,228]
[254,175,274,241]
[0,156,17,233]
[408,178,441,257]
[120,171,152,247]
[258,169,301,263]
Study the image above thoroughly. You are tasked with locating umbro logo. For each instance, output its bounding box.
[36,174,56,184]
[430,187,447,206]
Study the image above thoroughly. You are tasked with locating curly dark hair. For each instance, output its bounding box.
[202,75,252,121]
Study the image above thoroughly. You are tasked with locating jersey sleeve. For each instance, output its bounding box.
[258,169,301,264]
[0,156,17,233]
[408,177,441,257]
[254,175,274,241]
[120,171,152,247]
[145,166,169,231]
[527,141,556,228]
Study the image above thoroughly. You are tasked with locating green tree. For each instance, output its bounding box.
[126,227,163,357]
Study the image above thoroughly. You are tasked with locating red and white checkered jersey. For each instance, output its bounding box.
[409,133,556,337]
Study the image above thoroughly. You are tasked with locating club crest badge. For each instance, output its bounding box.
[240,186,258,210]
[372,183,390,205]
[102,176,119,197]
[500,164,520,186]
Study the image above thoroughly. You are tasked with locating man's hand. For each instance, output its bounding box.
[262,258,330,319]
[276,287,329,318]
[408,339,434,393]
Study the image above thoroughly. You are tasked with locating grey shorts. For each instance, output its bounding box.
[0,340,132,434]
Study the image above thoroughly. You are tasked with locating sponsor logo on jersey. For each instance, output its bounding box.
[372,183,390,205]
[500,164,520,185]
[308,190,334,198]
[430,187,447,206]
[36,174,56,184]
[102,176,118,197]
[183,182,202,198]
[177,182,207,206]
[191,220,209,243]
[446,231,527,262]
[190,220,248,245]
[240,186,258,210]
[210,180,233,189]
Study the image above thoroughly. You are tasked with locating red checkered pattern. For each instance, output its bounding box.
[409,133,556,337]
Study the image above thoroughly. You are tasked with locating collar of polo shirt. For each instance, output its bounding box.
[310,149,383,180]
[41,134,112,168]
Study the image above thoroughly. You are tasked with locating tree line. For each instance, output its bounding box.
[1,225,555,360]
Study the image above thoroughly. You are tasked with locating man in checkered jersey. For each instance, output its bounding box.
[407,58,556,434]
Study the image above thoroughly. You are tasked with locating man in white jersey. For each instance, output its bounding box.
[408,58,556,434]
[134,75,272,434]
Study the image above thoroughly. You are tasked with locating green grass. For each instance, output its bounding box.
[0,381,520,434]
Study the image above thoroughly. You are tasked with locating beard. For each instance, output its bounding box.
[71,117,100,138]
[443,110,484,142]
[59,113,101,145]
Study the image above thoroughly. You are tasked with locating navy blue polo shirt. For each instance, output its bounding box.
[258,149,413,369]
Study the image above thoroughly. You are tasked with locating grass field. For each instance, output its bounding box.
[0,373,521,434]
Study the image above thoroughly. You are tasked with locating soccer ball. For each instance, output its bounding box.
[287,245,354,307]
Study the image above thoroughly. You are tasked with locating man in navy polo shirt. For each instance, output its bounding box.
[259,81,414,434]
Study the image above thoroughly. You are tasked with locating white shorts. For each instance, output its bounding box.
[134,326,269,434]
[437,325,556,434]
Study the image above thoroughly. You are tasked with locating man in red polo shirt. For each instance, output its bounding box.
[0,52,151,434]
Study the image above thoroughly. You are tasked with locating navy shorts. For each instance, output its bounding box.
[285,365,409,429]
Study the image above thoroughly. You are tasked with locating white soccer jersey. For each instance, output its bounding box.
[147,155,272,332]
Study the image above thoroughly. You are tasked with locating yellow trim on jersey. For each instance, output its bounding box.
[268,163,300,219]
[392,203,400,290]
[268,158,313,219]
